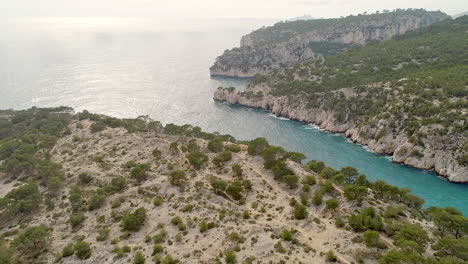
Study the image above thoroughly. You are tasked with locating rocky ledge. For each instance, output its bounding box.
[213,86,468,183]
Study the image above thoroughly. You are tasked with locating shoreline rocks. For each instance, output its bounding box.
[214,87,468,183]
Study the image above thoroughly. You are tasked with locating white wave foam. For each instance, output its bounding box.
[269,114,290,121]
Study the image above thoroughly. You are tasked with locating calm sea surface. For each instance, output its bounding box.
[1,17,467,214]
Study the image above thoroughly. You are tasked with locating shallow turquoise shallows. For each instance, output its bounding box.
[1,18,467,215]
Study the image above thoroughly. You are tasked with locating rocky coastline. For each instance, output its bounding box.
[213,86,468,183]
[210,10,450,78]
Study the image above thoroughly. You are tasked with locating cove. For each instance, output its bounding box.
[209,102,468,216]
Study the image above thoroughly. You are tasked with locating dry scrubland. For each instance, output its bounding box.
[0,110,466,264]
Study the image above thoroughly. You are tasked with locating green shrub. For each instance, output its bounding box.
[12,225,51,254]
[280,229,294,241]
[293,203,308,220]
[210,176,227,194]
[90,122,106,133]
[302,175,316,186]
[384,206,405,219]
[393,223,428,253]
[348,207,383,232]
[319,167,336,179]
[283,174,299,189]
[232,164,243,176]
[169,142,179,154]
[153,196,163,206]
[225,250,236,264]
[130,163,150,182]
[208,138,224,153]
[152,148,162,157]
[160,254,178,264]
[134,251,145,264]
[242,210,250,219]
[226,180,244,200]
[108,176,127,193]
[186,139,200,153]
[78,172,92,184]
[247,138,269,155]
[74,240,92,260]
[312,192,323,206]
[300,192,309,206]
[307,160,325,173]
[325,250,337,262]
[320,180,334,193]
[225,144,241,152]
[186,152,208,169]
[97,228,110,241]
[153,244,164,255]
[62,242,74,257]
[213,151,232,166]
[171,216,183,226]
[69,212,86,229]
[169,170,187,186]
[69,185,83,211]
[432,237,468,261]
[199,220,215,233]
[0,181,42,218]
[343,184,368,205]
[326,199,339,211]
[88,193,105,211]
[363,230,380,247]
[122,207,147,231]
[335,216,345,228]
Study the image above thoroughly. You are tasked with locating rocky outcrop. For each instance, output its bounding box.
[210,10,450,77]
[214,86,468,183]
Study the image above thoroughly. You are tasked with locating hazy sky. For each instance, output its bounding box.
[2,0,467,18]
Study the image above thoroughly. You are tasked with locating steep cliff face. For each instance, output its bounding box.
[214,86,468,183]
[210,10,449,77]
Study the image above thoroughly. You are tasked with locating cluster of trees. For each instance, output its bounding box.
[78,110,162,134]
[248,138,305,188]
[209,176,251,202]
[0,181,42,219]
[122,207,147,232]
[77,109,237,143]
[129,162,151,182]
[0,108,71,196]
[348,207,383,232]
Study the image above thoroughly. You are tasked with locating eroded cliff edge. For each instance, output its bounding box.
[214,85,468,183]
[210,10,449,78]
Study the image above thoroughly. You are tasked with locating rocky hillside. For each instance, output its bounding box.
[214,17,468,182]
[0,108,467,264]
[210,9,449,77]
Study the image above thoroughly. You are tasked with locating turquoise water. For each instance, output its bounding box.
[0,17,467,214]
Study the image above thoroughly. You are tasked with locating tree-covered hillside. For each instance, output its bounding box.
[245,9,449,46]
[266,16,467,96]
[215,16,467,177]
[258,17,468,151]
[210,9,450,78]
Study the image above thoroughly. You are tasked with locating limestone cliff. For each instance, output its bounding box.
[210,9,449,77]
[213,85,468,183]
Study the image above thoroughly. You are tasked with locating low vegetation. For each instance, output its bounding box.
[0,108,465,263]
